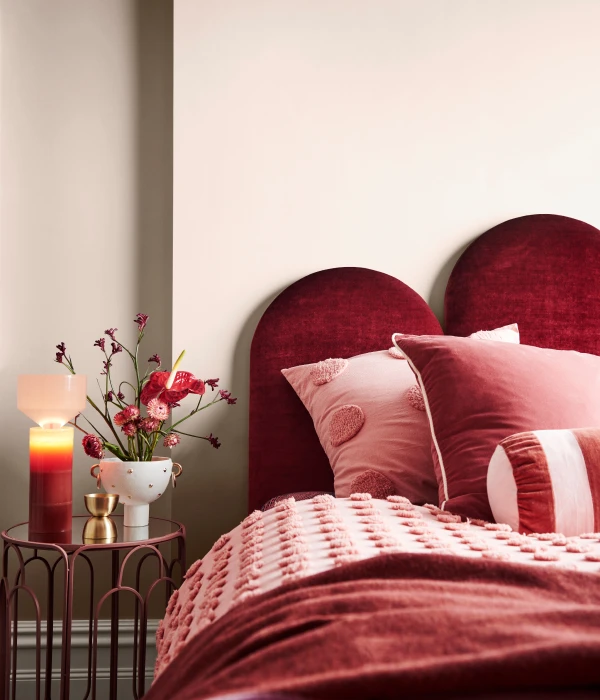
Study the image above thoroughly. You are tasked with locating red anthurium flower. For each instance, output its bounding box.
[141,371,205,405]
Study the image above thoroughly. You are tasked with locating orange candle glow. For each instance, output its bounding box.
[29,427,73,539]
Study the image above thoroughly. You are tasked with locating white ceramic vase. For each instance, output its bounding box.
[90,456,182,527]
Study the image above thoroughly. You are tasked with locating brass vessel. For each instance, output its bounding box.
[84,493,119,517]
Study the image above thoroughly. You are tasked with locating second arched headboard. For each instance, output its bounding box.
[445,214,600,354]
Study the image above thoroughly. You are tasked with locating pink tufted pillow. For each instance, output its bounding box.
[393,334,600,521]
[488,428,600,536]
[282,324,518,503]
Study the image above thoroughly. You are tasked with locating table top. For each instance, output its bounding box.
[1,515,184,552]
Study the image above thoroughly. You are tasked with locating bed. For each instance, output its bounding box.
[146,214,600,699]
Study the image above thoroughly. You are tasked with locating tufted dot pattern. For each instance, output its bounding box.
[310,358,349,386]
[349,470,397,499]
[156,495,600,676]
[406,384,426,411]
[329,405,365,446]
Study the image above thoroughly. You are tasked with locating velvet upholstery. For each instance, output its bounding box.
[249,267,442,512]
[445,214,600,354]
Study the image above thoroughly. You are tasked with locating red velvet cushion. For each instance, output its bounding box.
[393,334,600,521]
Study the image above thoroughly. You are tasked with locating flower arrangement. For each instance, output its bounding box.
[54,313,236,462]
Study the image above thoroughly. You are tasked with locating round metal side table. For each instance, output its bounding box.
[0,515,186,700]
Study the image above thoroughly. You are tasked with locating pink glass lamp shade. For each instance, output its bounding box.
[18,375,87,541]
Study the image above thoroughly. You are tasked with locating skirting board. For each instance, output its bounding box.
[12,619,159,699]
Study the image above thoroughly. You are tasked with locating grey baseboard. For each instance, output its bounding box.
[12,619,159,700]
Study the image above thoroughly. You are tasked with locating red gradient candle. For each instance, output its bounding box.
[28,427,73,539]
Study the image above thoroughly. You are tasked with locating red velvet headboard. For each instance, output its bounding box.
[249,267,442,512]
[445,214,600,354]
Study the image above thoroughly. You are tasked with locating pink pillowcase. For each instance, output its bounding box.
[282,350,438,503]
[281,325,518,503]
[488,429,600,536]
[393,335,600,521]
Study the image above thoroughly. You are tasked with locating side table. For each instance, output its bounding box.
[0,515,186,700]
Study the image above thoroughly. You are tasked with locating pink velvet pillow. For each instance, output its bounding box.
[281,324,518,504]
[393,335,600,521]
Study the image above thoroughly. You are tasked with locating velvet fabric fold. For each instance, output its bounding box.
[146,553,600,700]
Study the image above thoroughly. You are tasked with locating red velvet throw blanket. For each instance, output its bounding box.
[147,553,600,699]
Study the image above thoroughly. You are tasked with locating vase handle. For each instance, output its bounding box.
[90,464,101,490]
[171,462,183,489]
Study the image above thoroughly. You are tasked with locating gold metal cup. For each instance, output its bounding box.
[84,493,119,517]
[82,516,117,543]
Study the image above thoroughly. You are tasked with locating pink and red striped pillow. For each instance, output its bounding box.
[488,429,600,536]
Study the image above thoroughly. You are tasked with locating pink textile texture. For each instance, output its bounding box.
[282,350,438,503]
[393,335,600,521]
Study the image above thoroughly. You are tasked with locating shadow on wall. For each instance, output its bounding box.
[428,238,476,326]
[173,285,288,561]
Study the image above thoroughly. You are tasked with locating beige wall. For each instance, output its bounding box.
[173,0,600,560]
[0,0,173,612]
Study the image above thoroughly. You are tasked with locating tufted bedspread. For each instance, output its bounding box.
[153,493,600,687]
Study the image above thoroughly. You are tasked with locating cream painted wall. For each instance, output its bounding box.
[173,0,600,559]
[1,0,173,613]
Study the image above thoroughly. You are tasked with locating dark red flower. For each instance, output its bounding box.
[111,342,122,355]
[140,371,205,405]
[105,328,118,341]
[106,390,114,402]
[148,354,161,364]
[206,378,219,390]
[94,338,106,352]
[207,433,221,449]
[219,389,237,405]
[122,422,138,437]
[100,360,111,376]
[56,342,66,353]
[117,391,125,401]
[134,313,149,332]
[82,434,104,459]
[55,352,64,363]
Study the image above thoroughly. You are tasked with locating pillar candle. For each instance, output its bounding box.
[29,427,73,540]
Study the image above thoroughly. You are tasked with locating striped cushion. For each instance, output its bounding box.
[488,429,600,536]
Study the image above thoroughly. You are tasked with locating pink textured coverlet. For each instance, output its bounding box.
[146,553,600,700]
[393,335,600,521]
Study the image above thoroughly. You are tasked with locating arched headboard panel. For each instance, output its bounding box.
[249,267,442,512]
[445,214,600,354]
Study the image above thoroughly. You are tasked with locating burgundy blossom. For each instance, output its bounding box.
[148,354,161,364]
[163,433,180,448]
[122,422,138,437]
[117,391,125,401]
[206,378,219,390]
[134,313,149,332]
[106,391,114,402]
[55,352,64,363]
[141,371,205,405]
[82,434,104,459]
[94,338,106,352]
[105,328,118,341]
[139,417,160,433]
[111,342,122,355]
[207,433,221,449]
[122,405,140,422]
[56,342,66,353]
[101,360,111,376]
[113,411,128,426]
[219,390,237,405]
